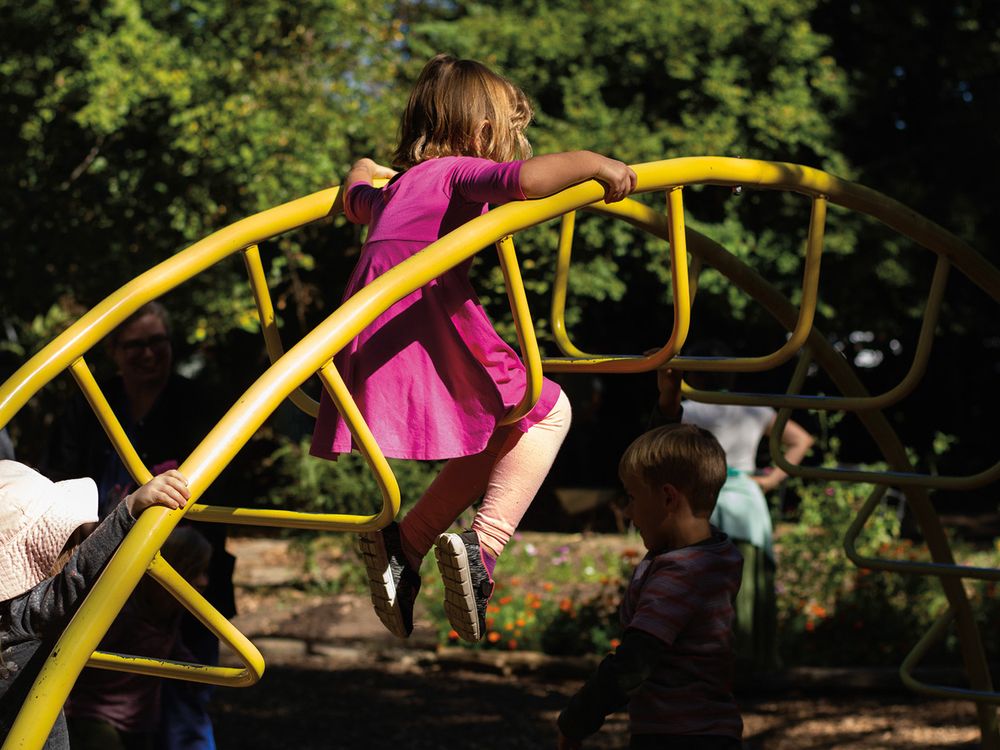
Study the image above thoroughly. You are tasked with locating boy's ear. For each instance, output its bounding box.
[660,482,680,509]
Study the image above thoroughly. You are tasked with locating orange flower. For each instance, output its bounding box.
[542,582,555,592]
[448,629,459,640]
[507,639,518,650]
[486,618,495,629]
[487,604,501,614]
[515,618,526,627]
[504,622,514,631]
[808,603,827,618]
[499,595,513,605]
[510,576,523,586]
[609,638,621,649]
[559,598,573,612]
[487,631,501,643]
[531,600,542,609]
[805,620,815,632]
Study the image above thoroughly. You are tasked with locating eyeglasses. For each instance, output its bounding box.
[117,334,171,354]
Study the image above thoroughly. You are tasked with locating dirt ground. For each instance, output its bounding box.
[208,536,989,749]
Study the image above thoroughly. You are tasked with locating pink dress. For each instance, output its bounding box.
[310,156,561,461]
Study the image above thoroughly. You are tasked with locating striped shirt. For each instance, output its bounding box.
[623,532,744,737]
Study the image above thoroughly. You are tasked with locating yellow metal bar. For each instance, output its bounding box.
[543,187,692,373]
[768,317,1000,491]
[677,195,826,378]
[680,254,950,411]
[5,157,1000,749]
[241,245,320,417]
[88,553,264,687]
[844,485,1000,581]
[900,609,1000,704]
[550,211,590,358]
[68,358,152,486]
[496,235,544,424]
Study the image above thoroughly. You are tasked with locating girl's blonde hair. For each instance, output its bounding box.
[393,54,533,168]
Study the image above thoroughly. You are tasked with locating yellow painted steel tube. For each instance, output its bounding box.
[554,191,997,743]
[241,244,320,418]
[900,609,1000,704]
[682,253,949,410]
[543,186,692,372]
[69,358,152,486]
[550,211,591,358]
[677,194,825,382]
[88,553,265,686]
[5,157,1000,748]
[496,235,544,424]
[844,486,1000,581]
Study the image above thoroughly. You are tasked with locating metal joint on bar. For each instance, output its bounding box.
[844,486,1000,581]
[900,609,1000,704]
[769,348,1000,491]
[189,360,400,532]
[242,244,320,417]
[682,253,950,412]
[495,235,544,424]
[543,188,692,373]
[672,195,826,382]
[88,553,265,688]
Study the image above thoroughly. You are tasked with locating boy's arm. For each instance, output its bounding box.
[557,628,667,742]
[520,151,636,203]
[5,502,137,640]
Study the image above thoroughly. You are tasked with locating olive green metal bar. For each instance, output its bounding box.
[543,186,692,373]
[900,609,1000,704]
[241,244,320,418]
[88,553,265,686]
[844,485,1000,581]
[681,253,950,411]
[496,235,544,424]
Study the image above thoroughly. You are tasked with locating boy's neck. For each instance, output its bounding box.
[662,517,713,552]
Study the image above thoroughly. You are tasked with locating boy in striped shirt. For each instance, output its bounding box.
[558,424,744,749]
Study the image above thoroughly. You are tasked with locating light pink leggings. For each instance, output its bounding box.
[400,390,572,561]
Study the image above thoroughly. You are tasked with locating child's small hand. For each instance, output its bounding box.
[594,156,637,204]
[125,470,190,518]
[352,158,398,181]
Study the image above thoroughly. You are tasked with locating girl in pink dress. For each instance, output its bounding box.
[310,54,636,642]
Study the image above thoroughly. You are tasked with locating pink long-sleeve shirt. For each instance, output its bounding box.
[310,156,561,461]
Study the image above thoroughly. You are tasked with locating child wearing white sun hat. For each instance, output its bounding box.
[0,460,189,749]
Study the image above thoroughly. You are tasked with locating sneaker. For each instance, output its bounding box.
[434,531,495,642]
[356,522,421,638]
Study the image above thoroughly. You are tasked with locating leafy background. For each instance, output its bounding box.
[1,0,998,515]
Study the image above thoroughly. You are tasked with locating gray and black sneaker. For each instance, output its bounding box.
[357,522,421,638]
[434,531,495,642]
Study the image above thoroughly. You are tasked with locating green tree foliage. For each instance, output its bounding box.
[1,0,996,490]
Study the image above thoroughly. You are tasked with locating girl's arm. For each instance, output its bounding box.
[519,151,637,203]
[344,158,397,193]
[342,158,397,224]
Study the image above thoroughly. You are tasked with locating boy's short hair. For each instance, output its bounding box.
[619,424,727,516]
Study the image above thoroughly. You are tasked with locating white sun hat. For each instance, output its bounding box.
[0,460,100,601]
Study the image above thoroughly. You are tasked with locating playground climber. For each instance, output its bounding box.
[557,424,744,750]
[0,462,189,749]
[309,53,636,642]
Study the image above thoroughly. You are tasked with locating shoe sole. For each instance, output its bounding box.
[356,531,408,639]
[434,533,482,642]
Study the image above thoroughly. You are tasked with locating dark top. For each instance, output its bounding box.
[0,502,135,748]
[43,374,235,619]
[558,533,743,740]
